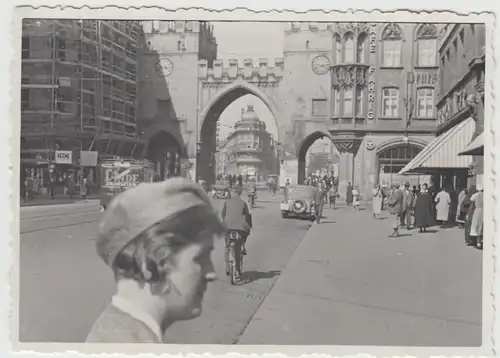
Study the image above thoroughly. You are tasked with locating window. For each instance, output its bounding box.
[343,33,354,62]
[343,87,353,116]
[334,34,342,64]
[417,39,437,66]
[416,88,434,118]
[382,40,401,66]
[357,33,366,63]
[381,23,403,67]
[21,89,30,109]
[22,37,29,59]
[333,88,340,117]
[355,87,363,116]
[312,98,327,116]
[382,87,399,117]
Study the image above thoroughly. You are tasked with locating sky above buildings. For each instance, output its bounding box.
[212,22,284,140]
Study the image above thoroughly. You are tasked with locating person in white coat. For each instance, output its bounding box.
[435,187,451,226]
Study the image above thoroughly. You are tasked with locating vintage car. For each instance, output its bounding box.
[280,184,317,220]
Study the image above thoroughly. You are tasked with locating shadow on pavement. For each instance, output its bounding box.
[242,270,281,284]
[318,220,336,224]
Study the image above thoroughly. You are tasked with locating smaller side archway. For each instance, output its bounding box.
[296,131,333,184]
[146,130,183,181]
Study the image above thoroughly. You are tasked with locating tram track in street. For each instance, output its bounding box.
[20,218,101,235]
[20,208,100,221]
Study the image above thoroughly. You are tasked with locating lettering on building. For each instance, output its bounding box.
[369,24,377,54]
[436,88,469,125]
[367,66,376,120]
[416,72,438,86]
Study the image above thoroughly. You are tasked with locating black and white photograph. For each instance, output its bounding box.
[10,5,495,356]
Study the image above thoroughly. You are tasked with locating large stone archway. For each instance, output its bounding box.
[296,131,333,184]
[197,76,283,185]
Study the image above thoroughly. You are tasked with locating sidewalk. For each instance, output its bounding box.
[20,194,102,207]
[238,206,483,347]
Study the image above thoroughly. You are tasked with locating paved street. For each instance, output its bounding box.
[19,197,482,346]
[238,205,483,346]
[19,198,312,343]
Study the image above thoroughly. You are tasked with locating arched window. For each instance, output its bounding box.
[333,34,342,64]
[381,23,403,67]
[378,145,423,178]
[343,32,354,62]
[343,86,353,116]
[357,33,367,63]
[333,88,340,117]
[416,24,438,67]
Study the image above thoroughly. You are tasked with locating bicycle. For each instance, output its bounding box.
[226,230,244,285]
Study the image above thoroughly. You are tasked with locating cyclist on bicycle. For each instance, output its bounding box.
[221,186,252,274]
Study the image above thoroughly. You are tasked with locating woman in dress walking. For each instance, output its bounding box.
[372,184,383,218]
[435,187,451,226]
[469,185,484,249]
[346,182,353,206]
[414,183,433,233]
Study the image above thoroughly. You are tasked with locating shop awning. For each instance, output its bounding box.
[459,132,484,156]
[398,117,475,175]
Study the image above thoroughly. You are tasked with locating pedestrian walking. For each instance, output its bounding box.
[469,184,484,249]
[314,182,326,223]
[81,177,89,202]
[435,187,451,226]
[401,182,413,229]
[372,184,383,218]
[328,185,337,208]
[346,182,353,206]
[456,188,468,228]
[387,183,403,237]
[414,183,433,233]
[86,178,225,343]
[352,185,360,211]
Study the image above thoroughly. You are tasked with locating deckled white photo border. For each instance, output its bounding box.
[3,1,498,357]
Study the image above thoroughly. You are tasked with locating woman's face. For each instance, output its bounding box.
[163,234,218,322]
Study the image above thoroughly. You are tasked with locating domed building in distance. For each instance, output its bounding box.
[217,105,278,182]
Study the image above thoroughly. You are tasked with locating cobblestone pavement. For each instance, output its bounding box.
[19,199,312,343]
[238,205,483,347]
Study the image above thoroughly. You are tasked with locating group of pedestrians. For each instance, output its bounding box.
[375,181,484,248]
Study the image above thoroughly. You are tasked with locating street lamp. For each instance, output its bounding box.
[196,142,202,182]
[403,71,415,143]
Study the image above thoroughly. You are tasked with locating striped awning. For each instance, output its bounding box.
[459,132,484,156]
[398,117,475,175]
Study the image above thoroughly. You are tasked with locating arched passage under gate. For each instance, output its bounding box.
[199,80,281,186]
[146,130,183,181]
[296,131,333,184]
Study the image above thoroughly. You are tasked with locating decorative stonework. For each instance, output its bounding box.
[332,65,369,89]
[381,23,403,40]
[366,140,375,151]
[331,133,364,154]
[334,22,370,36]
[416,23,438,39]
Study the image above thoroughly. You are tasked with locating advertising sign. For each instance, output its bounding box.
[80,151,98,167]
[54,150,72,165]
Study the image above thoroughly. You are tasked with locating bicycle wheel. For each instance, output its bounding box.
[229,242,237,285]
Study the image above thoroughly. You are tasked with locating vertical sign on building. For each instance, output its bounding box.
[367,24,377,120]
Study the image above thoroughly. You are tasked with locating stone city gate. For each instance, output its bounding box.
[195,58,285,185]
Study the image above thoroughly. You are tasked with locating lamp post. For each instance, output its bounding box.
[403,71,415,143]
[196,141,202,183]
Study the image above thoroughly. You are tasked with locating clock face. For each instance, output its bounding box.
[158,58,174,76]
[312,55,331,75]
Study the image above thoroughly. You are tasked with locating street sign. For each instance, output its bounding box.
[54,150,72,165]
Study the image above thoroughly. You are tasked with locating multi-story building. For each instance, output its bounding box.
[21,19,143,189]
[317,22,443,196]
[400,23,486,190]
[218,105,278,181]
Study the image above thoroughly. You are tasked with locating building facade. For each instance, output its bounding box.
[400,23,486,190]
[216,105,278,180]
[21,19,143,188]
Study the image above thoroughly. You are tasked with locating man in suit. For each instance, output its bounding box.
[314,182,326,224]
[401,182,413,230]
[387,183,404,238]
